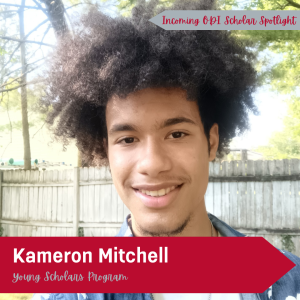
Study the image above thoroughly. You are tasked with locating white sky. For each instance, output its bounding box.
[0,0,292,162]
[231,88,288,149]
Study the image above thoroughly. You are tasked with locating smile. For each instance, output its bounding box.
[139,186,177,197]
[133,184,183,208]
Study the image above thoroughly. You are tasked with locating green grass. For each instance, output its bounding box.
[0,294,33,300]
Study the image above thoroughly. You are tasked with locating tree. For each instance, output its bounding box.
[0,0,70,169]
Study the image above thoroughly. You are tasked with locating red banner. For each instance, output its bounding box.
[0,237,295,293]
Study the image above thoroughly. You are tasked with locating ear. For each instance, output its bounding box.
[208,123,219,162]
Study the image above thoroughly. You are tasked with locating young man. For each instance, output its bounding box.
[34,0,300,299]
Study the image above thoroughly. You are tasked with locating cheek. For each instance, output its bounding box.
[108,147,134,193]
[175,139,208,170]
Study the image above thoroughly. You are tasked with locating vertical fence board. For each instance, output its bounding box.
[273,180,282,229]
[247,181,255,228]
[213,182,222,219]
[110,184,118,222]
[263,182,273,229]
[282,181,291,229]
[221,181,230,224]
[255,182,263,229]
[88,168,95,222]
[238,182,247,228]
[229,182,238,227]
[115,190,123,222]
[61,170,68,225]
[297,181,300,230]
[73,167,79,236]
[104,184,112,222]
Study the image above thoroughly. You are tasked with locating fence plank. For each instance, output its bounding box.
[255,182,263,229]
[229,182,238,227]
[52,170,58,223]
[246,161,254,176]
[263,182,272,229]
[213,182,222,219]
[238,182,247,228]
[220,181,229,224]
[73,167,80,237]
[273,180,282,229]
[88,167,95,222]
[282,181,291,229]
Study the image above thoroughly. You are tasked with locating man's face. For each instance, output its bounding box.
[106,88,219,236]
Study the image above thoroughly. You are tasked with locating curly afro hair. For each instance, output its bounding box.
[42,0,259,166]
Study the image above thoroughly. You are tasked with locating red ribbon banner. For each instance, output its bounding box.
[0,237,295,293]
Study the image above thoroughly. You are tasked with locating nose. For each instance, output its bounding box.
[136,137,172,178]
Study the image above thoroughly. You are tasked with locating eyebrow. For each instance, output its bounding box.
[108,117,197,134]
[160,117,196,128]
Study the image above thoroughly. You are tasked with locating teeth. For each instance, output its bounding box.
[139,186,178,197]
[158,189,165,196]
[150,190,158,196]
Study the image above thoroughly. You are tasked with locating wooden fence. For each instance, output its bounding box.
[0,159,299,256]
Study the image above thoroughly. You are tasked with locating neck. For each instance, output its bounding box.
[130,200,218,237]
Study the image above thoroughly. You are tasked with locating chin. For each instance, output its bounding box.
[135,213,190,237]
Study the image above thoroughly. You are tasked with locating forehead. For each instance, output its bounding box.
[106,88,202,127]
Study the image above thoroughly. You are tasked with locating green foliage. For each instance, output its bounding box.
[78,227,84,237]
[281,235,296,253]
[0,225,3,237]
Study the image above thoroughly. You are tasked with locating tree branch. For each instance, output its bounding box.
[25,18,49,40]
[0,74,22,88]
[2,58,47,82]
[32,121,46,139]
[0,35,54,47]
[0,78,46,93]
[0,13,43,74]
[285,0,300,8]
[276,1,288,9]
[3,56,47,79]
[0,43,21,74]
[0,2,41,10]
[41,24,51,43]
[0,61,44,88]
[32,0,48,15]
[39,0,68,37]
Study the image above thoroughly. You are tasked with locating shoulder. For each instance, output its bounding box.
[271,250,300,296]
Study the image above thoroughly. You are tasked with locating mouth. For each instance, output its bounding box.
[132,184,183,208]
[135,185,179,197]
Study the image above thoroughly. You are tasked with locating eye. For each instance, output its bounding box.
[167,132,187,139]
[118,137,136,144]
